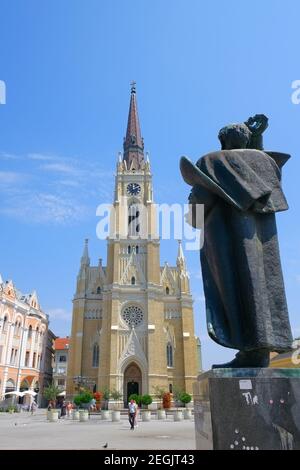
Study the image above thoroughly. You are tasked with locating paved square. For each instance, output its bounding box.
[0,410,196,450]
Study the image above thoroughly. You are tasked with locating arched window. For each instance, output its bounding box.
[166,287,170,295]
[3,316,8,333]
[169,383,173,393]
[135,246,139,254]
[92,344,99,367]
[128,246,131,254]
[131,277,136,285]
[167,343,173,367]
[35,327,39,342]
[28,325,33,339]
[96,286,101,295]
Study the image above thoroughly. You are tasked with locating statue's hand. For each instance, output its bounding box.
[245,114,268,135]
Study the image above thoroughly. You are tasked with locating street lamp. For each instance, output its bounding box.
[73,376,95,392]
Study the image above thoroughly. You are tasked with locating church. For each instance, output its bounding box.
[67,84,201,403]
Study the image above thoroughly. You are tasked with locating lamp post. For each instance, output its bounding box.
[73,376,95,392]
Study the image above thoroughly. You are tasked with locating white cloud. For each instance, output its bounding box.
[1,191,90,224]
[27,153,61,162]
[0,150,113,226]
[40,163,78,174]
[46,308,71,321]
[0,171,26,185]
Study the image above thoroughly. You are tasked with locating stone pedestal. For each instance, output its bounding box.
[193,368,300,450]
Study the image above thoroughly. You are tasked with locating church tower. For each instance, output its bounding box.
[67,83,201,402]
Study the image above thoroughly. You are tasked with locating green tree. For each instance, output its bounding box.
[179,392,192,407]
[141,394,152,408]
[128,394,142,406]
[43,383,60,404]
[110,389,122,401]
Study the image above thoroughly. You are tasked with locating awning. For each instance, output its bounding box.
[23,390,37,396]
[58,391,66,396]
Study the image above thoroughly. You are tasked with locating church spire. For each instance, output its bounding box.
[177,240,186,271]
[81,238,90,267]
[123,81,144,170]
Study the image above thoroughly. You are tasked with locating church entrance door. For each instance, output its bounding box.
[123,363,142,406]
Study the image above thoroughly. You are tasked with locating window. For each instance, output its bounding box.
[96,286,101,295]
[3,316,8,333]
[167,343,173,367]
[10,348,14,364]
[32,352,36,368]
[35,327,39,341]
[128,246,131,254]
[166,287,170,295]
[135,246,139,254]
[28,325,32,339]
[131,276,136,285]
[58,379,65,386]
[122,305,143,327]
[25,351,30,367]
[169,384,173,393]
[92,344,99,367]
[58,367,65,374]
[59,355,66,362]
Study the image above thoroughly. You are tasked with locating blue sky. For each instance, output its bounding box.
[0,0,300,370]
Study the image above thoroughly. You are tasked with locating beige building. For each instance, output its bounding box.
[53,337,70,392]
[67,84,201,403]
[0,274,53,406]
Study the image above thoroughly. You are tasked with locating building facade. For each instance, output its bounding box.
[0,274,51,405]
[67,84,201,402]
[53,337,69,392]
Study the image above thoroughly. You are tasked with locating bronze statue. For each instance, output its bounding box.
[180,116,293,368]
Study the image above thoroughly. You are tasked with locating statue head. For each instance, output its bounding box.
[218,123,252,150]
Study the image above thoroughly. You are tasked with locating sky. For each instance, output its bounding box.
[0,0,300,370]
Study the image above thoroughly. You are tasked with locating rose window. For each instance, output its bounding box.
[122,305,143,327]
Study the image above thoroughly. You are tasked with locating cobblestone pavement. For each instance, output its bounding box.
[0,410,196,450]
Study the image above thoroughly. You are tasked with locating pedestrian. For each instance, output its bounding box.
[128,399,137,430]
[134,400,139,428]
[30,401,37,415]
[66,401,73,418]
[89,397,96,412]
[60,400,67,419]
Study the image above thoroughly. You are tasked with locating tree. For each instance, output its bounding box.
[162,392,172,409]
[179,392,192,407]
[152,386,166,409]
[110,389,122,401]
[128,394,142,406]
[102,388,110,410]
[141,394,152,408]
[43,384,60,405]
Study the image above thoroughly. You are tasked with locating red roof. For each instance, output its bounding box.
[54,337,70,350]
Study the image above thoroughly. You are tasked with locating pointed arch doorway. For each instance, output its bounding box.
[123,362,142,406]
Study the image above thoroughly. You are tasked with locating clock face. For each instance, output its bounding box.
[127,182,141,196]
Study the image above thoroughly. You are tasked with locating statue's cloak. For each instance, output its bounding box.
[181,149,293,352]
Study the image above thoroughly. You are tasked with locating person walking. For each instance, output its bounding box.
[66,401,73,418]
[30,401,37,415]
[128,399,137,430]
[60,400,67,419]
[134,400,139,428]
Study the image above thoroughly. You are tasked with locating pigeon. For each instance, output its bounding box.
[14,423,17,426]
[102,443,108,448]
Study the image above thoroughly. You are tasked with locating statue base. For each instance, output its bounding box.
[193,368,300,450]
